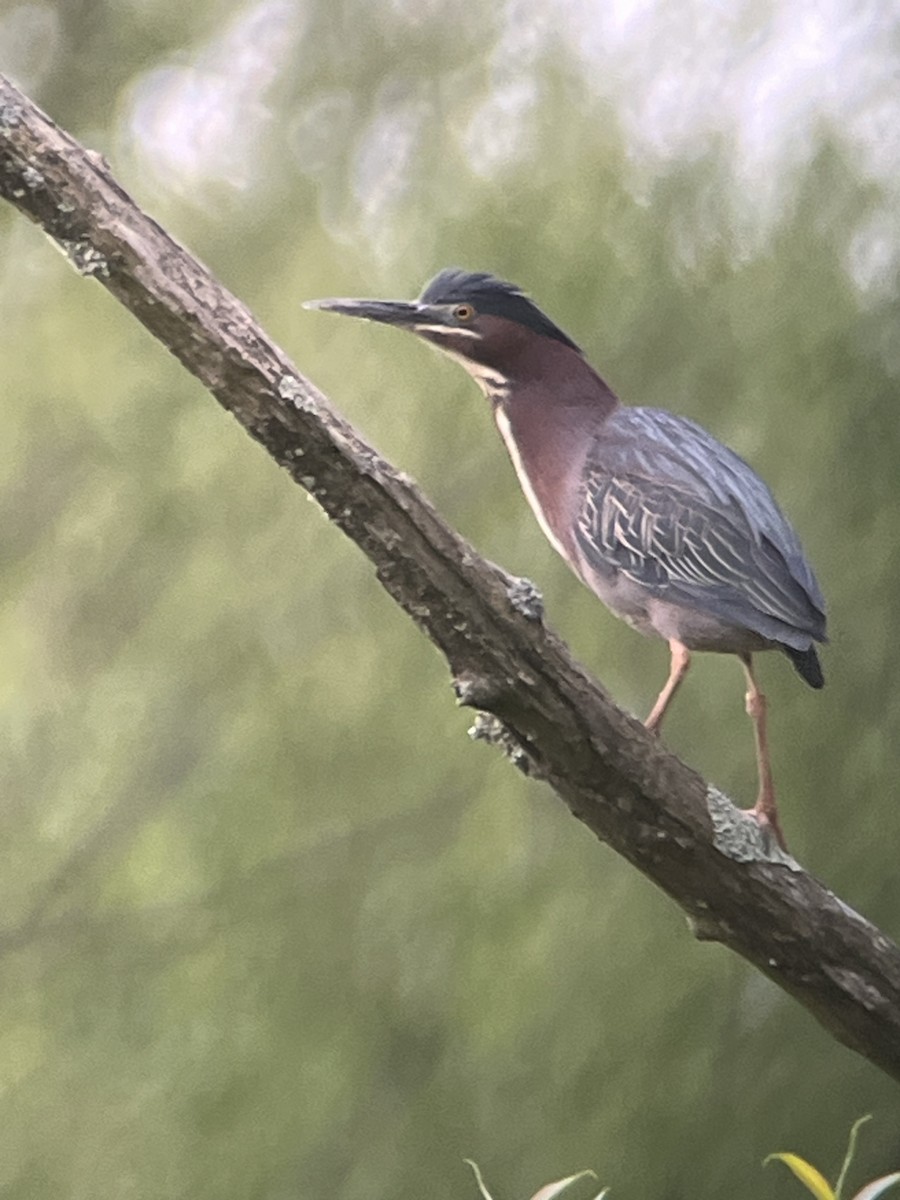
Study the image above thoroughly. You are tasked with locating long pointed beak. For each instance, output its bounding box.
[303,297,438,329]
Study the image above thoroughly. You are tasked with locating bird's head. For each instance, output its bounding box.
[305,268,583,398]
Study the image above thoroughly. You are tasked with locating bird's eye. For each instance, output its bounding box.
[454,304,474,322]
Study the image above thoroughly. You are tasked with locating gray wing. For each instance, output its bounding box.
[575,408,827,647]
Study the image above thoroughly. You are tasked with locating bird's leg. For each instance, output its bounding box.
[645,640,691,734]
[740,654,787,851]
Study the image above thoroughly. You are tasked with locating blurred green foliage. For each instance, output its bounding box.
[1,1,899,1197]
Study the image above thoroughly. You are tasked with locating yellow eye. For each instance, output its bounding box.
[454,303,474,322]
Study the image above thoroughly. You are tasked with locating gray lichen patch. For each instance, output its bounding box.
[61,239,110,279]
[707,786,801,870]
[277,373,320,414]
[506,574,544,621]
[468,712,532,775]
[3,163,46,198]
[452,672,498,708]
[0,103,24,131]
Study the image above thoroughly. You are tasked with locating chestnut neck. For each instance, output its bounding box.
[490,337,620,558]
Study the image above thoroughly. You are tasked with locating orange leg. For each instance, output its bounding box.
[740,654,787,851]
[645,640,691,734]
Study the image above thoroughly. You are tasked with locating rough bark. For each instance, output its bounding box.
[2,75,899,1080]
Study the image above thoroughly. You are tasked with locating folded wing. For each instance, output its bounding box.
[574,408,826,650]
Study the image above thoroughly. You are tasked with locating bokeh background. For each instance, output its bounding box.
[2,1,900,1197]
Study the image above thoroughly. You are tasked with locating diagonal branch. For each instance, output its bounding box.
[2,75,899,1079]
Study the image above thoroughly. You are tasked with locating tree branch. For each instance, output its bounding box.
[2,75,899,1080]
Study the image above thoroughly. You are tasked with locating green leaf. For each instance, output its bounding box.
[765,1153,836,1200]
[836,1116,873,1199]
[530,1170,600,1200]
[464,1159,496,1200]
[852,1173,900,1200]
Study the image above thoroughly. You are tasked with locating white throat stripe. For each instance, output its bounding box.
[494,408,567,558]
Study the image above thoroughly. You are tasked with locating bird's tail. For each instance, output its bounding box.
[784,644,824,689]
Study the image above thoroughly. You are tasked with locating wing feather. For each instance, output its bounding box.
[575,408,827,646]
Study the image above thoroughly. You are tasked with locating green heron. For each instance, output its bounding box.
[306,269,826,848]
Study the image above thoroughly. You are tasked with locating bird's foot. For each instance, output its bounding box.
[747,801,788,853]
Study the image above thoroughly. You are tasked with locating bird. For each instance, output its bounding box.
[305,269,827,849]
